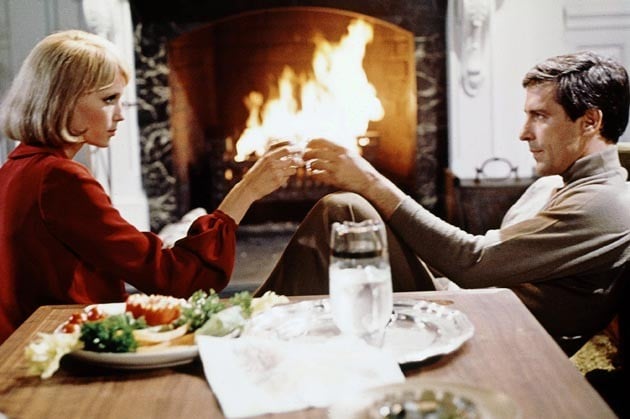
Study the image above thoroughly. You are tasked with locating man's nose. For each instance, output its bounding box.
[519,122,532,142]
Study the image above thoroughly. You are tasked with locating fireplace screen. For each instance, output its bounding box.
[168,7,417,222]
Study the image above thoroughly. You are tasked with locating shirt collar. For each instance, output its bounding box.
[561,145,623,184]
[8,143,68,160]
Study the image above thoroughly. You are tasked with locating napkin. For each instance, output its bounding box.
[197,335,405,418]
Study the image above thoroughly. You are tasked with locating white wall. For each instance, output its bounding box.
[0,0,86,162]
[448,0,630,179]
[3,0,630,193]
[0,0,149,230]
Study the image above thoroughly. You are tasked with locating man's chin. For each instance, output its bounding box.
[534,164,549,177]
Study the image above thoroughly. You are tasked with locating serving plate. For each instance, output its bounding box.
[67,345,199,370]
[63,303,198,370]
[243,298,474,364]
[329,378,521,419]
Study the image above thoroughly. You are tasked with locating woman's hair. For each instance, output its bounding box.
[522,51,630,143]
[0,29,130,147]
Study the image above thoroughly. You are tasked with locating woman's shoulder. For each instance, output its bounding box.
[36,153,102,200]
[40,153,92,179]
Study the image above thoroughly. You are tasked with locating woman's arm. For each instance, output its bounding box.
[218,144,302,224]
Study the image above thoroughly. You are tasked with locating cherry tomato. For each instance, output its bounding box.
[61,322,81,333]
[85,306,104,321]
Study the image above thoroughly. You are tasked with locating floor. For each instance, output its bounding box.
[222,222,297,296]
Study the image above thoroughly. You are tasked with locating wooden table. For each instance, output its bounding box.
[0,289,616,418]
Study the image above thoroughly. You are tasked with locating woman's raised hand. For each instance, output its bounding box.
[242,143,303,201]
[217,142,303,224]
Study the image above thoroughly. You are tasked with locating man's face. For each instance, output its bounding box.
[519,83,587,176]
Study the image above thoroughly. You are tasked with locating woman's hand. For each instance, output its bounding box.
[241,143,302,201]
[217,143,302,224]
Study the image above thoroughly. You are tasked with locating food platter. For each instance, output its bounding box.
[243,298,475,364]
[63,303,199,370]
[61,298,474,370]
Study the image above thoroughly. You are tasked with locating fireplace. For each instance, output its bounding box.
[167,8,417,223]
[130,1,447,230]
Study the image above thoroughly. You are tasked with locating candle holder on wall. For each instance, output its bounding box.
[455,0,493,97]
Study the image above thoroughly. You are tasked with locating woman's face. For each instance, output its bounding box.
[69,72,126,148]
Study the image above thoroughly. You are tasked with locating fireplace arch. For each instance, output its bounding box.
[131,1,447,230]
[167,7,417,222]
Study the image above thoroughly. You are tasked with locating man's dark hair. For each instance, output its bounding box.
[522,51,630,143]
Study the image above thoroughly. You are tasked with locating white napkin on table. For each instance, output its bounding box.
[197,334,404,418]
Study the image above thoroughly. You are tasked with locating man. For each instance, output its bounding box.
[256,51,630,355]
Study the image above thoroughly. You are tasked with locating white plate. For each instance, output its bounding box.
[329,377,521,419]
[64,303,198,370]
[243,299,474,364]
[67,345,199,370]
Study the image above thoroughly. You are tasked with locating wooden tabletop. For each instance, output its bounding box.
[0,288,616,418]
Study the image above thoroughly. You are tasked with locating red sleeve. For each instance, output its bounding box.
[39,160,236,298]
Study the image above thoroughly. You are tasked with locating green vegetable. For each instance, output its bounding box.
[80,314,145,353]
[229,291,252,318]
[195,306,246,337]
[174,289,226,331]
[174,289,254,332]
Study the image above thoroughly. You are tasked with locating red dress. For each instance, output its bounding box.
[0,144,236,342]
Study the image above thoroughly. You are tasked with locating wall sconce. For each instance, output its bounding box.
[455,0,493,97]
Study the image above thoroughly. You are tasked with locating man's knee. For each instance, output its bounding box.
[315,192,380,222]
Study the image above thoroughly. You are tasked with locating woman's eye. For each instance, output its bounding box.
[103,95,118,105]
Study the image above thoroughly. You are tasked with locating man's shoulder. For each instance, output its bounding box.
[559,175,630,223]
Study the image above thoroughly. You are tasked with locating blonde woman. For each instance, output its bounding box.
[0,30,299,342]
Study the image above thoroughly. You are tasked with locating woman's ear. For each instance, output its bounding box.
[581,108,603,136]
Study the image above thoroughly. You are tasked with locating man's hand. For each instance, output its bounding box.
[303,138,406,219]
[303,138,377,194]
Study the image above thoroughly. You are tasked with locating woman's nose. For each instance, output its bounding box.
[114,102,126,122]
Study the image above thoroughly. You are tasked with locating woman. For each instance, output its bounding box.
[0,30,300,342]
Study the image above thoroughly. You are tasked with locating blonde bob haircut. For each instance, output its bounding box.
[0,29,130,147]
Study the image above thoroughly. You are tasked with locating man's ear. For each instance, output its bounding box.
[582,108,603,136]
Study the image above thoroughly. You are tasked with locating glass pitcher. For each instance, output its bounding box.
[329,219,393,346]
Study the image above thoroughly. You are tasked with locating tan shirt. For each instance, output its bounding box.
[390,145,630,341]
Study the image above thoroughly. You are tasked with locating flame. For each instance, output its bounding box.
[233,19,384,162]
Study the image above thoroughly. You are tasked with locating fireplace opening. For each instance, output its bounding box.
[167,7,417,223]
[130,1,447,231]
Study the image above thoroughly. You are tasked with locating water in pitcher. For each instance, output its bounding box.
[329,221,393,345]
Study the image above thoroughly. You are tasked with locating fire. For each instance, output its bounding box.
[232,19,384,162]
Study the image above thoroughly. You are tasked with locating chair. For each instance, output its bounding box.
[585,264,628,418]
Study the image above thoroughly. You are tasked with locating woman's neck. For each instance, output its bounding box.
[62,142,84,159]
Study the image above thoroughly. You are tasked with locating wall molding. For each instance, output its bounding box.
[564,0,630,143]
[564,1,630,30]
